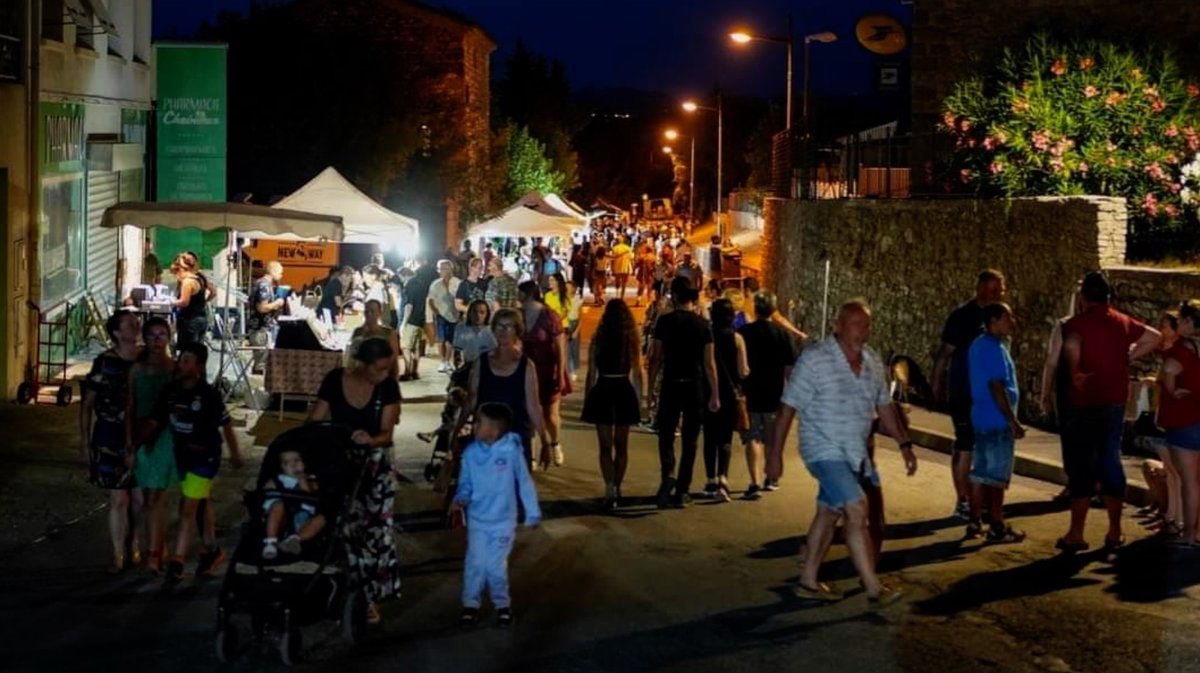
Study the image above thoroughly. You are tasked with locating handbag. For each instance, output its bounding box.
[714,337,751,431]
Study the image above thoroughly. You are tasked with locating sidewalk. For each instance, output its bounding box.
[904,406,1152,506]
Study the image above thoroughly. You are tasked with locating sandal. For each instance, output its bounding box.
[1103,534,1126,550]
[1054,537,1089,554]
[366,602,382,625]
[792,581,842,603]
[867,585,903,608]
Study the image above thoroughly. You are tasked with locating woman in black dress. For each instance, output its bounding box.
[308,338,402,624]
[582,299,644,510]
[703,298,749,502]
[171,252,213,348]
[80,312,141,572]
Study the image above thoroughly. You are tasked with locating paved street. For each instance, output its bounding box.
[2,303,1200,673]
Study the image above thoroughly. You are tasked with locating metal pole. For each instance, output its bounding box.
[820,258,831,339]
[689,135,695,220]
[803,38,811,123]
[717,95,723,239]
[786,13,794,132]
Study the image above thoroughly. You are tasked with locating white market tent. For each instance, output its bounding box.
[101,200,344,240]
[466,201,583,239]
[271,167,419,248]
[543,192,588,221]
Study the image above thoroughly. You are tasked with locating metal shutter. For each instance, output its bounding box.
[86,171,120,301]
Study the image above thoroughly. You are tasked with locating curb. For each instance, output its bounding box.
[906,424,1151,508]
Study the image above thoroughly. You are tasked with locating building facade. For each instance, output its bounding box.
[0,0,153,399]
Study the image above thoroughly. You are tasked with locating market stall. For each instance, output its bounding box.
[102,201,348,412]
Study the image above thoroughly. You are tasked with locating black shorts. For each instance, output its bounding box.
[950,397,974,452]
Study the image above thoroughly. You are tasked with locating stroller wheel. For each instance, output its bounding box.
[341,588,368,644]
[215,624,239,664]
[279,628,302,666]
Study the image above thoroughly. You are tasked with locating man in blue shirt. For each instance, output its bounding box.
[966,302,1026,544]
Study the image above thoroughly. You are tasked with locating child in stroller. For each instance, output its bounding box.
[215,423,369,665]
[422,364,474,485]
[262,448,327,559]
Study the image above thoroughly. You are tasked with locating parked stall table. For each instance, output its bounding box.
[265,348,344,419]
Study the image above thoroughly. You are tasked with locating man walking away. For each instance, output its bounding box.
[933,270,1006,519]
[737,291,796,497]
[771,300,916,606]
[1056,272,1160,552]
[966,302,1026,543]
[647,276,720,508]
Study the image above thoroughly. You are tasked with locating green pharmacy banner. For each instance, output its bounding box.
[155,44,227,202]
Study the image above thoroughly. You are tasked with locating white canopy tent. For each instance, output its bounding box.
[271,167,419,248]
[543,192,588,220]
[466,202,583,239]
[101,200,345,240]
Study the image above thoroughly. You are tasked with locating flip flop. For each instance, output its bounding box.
[1054,537,1089,554]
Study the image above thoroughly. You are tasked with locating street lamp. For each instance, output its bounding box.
[661,146,673,154]
[681,96,724,238]
[665,128,696,219]
[802,31,838,123]
[729,14,794,131]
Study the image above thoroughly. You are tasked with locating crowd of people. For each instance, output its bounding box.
[84,225,1200,628]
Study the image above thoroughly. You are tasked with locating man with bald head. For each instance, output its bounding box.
[248,260,286,370]
[771,299,916,606]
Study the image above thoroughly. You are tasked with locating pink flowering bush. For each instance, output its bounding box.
[940,33,1200,251]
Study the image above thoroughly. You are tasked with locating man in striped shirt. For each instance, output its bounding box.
[772,299,916,607]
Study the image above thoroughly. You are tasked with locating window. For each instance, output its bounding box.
[42,0,65,42]
[0,0,22,82]
[40,176,86,305]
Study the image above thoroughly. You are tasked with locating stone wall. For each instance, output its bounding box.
[764,196,1128,420]
[910,0,1200,185]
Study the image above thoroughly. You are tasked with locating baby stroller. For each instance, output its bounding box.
[423,362,473,485]
[215,423,369,666]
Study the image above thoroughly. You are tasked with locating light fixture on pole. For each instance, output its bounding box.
[665,128,696,220]
[729,14,794,131]
[681,97,724,238]
[661,146,673,154]
[802,31,838,123]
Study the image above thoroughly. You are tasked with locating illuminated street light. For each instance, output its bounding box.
[728,16,793,130]
[681,101,699,113]
[664,129,679,141]
[662,146,673,154]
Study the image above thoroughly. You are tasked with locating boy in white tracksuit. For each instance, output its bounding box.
[452,402,541,626]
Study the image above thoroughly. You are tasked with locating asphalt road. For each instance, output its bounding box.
[3,300,1200,673]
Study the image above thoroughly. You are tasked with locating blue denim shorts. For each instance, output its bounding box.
[1166,422,1200,451]
[805,459,879,511]
[970,427,1016,488]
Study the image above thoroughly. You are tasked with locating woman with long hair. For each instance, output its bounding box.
[582,300,644,510]
[171,252,211,348]
[544,272,570,323]
[453,299,498,365]
[81,312,141,572]
[1161,300,1200,547]
[703,298,750,502]
[308,338,403,624]
[519,281,568,469]
[128,317,178,574]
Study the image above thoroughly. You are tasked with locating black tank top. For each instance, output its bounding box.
[477,356,531,433]
[179,274,208,322]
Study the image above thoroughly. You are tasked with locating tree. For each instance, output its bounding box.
[503,124,568,202]
[744,103,784,204]
[941,33,1200,255]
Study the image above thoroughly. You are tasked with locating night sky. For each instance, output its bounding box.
[153,0,913,99]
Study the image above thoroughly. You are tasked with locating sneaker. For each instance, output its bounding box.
[715,484,732,503]
[985,525,1026,545]
[742,484,762,501]
[656,478,676,510]
[965,520,983,540]
[703,481,718,498]
[953,500,971,520]
[496,607,514,628]
[164,558,185,584]
[763,479,781,492]
[672,493,693,509]
[552,444,564,467]
[278,535,303,555]
[195,546,227,577]
[460,607,479,627]
[262,540,279,560]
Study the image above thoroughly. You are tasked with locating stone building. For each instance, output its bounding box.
[909,0,1200,188]
[0,0,153,400]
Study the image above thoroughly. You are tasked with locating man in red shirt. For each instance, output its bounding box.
[1057,272,1160,552]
